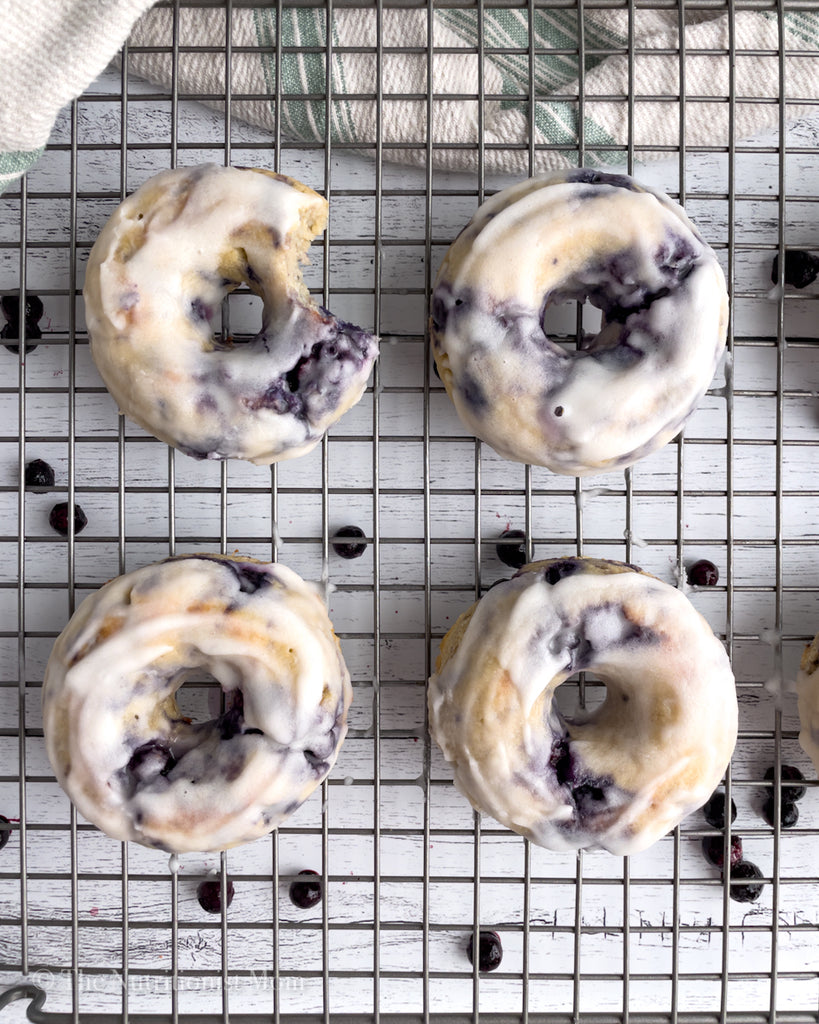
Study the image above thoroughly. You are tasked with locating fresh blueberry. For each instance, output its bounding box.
[466,930,503,973]
[544,559,581,585]
[24,459,55,490]
[762,797,799,829]
[0,816,10,850]
[703,791,737,831]
[727,860,764,903]
[763,764,806,801]
[1,294,44,354]
[197,878,235,914]
[48,501,88,536]
[331,526,367,559]
[289,869,322,909]
[496,529,528,569]
[701,833,743,869]
[771,250,819,289]
[687,559,719,586]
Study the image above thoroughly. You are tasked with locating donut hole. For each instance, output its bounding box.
[173,671,224,724]
[539,294,602,344]
[220,290,267,344]
[552,674,608,720]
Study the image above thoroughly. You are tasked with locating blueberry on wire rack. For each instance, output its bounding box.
[727,860,765,904]
[762,796,799,829]
[331,526,367,559]
[771,250,819,289]
[466,930,503,972]
[702,790,737,831]
[496,529,528,569]
[289,869,322,909]
[197,878,235,914]
[1,293,44,354]
[0,816,10,850]
[763,764,806,801]
[701,833,743,870]
[687,559,719,587]
[48,502,88,536]
[24,459,55,490]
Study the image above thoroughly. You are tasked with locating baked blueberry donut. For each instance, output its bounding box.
[428,557,737,854]
[84,164,379,464]
[430,169,729,475]
[797,630,819,773]
[42,555,351,853]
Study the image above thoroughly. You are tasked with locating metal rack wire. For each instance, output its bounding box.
[1,0,819,1020]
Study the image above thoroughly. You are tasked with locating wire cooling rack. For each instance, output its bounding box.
[1,0,819,1021]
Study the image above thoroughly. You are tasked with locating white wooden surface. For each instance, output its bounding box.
[1,32,819,1023]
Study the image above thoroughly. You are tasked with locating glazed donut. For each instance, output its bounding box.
[428,557,737,854]
[42,554,351,853]
[83,164,379,464]
[797,630,819,773]
[430,169,729,476]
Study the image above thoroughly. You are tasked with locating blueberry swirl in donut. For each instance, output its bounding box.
[42,555,352,853]
[430,169,729,476]
[84,164,379,464]
[428,557,737,855]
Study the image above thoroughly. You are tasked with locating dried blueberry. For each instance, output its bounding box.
[763,764,806,801]
[687,559,719,587]
[466,930,503,973]
[0,816,10,850]
[289,869,322,909]
[48,501,88,536]
[727,860,764,903]
[771,250,819,289]
[24,459,55,490]
[496,529,527,569]
[197,878,235,914]
[762,797,799,829]
[701,833,743,870]
[703,791,736,831]
[331,526,367,559]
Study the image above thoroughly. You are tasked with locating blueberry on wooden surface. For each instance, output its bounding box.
[703,791,736,831]
[197,878,235,914]
[687,559,719,587]
[727,860,764,904]
[762,797,799,829]
[466,930,503,973]
[0,816,10,850]
[702,833,743,870]
[763,764,806,801]
[771,249,819,289]
[48,501,88,536]
[331,526,367,559]
[496,529,527,569]
[24,459,55,490]
[289,869,322,909]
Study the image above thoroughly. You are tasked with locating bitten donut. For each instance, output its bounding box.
[428,557,737,854]
[84,164,379,464]
[430,169,729,475]
[797,630,819,773]
[42,555,352,853]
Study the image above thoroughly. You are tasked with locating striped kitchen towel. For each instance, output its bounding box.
[124,4,819,173]
[0,0,157,194]
[2,2,818,190]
